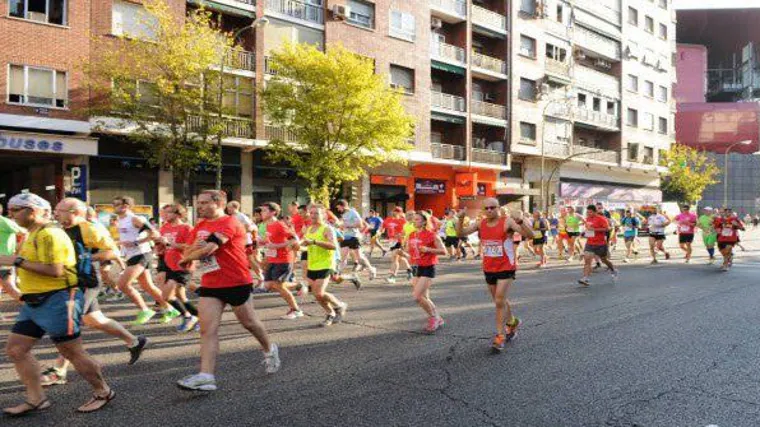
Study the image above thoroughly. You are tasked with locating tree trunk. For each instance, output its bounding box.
[182,170,191,207]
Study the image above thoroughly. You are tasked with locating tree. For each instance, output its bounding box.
[83,0,233,203]
[660,144,720,204]
[260,43,415,205]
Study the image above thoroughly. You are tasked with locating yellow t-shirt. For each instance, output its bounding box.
[79,221,119,253]
[18,225,78,295]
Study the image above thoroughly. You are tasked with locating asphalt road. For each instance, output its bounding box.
[1,233,759,427]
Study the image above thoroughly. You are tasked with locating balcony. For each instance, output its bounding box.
[471,100,507,120]
[431,91,466,114]
[192,0,256,17]
[431,142,466,161]
[430,0,467,21]
[574,65,620,99]
[224,48,255,72]
[265,124,298,143]
[472,5,507,34]
[430,41,466,66]
[472,148,507,165]
[642,155,654,165]
[545,58,570,78]
[471,51,507,78]
[188,115,253,139]
[266,0,324,25]
[572,106,619,130]
[543,142,570,158]
[572,0,621,25]
[707,68,745,94]
[573,144,619,163]
[573,26,621,61]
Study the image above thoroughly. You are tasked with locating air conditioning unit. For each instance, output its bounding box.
[431,17,443,30]
[574,49,586,60]
[595,58,612,69]
[332,4,350,21]
[27,11,47,22]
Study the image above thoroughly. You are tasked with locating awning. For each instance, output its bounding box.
[431,60,466,76]
[187,0,256,18]
[431,112,465,124]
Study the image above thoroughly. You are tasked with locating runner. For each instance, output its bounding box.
[565,206,584,261]
[335,200,377,279]
[407,211,446,333]
[531,211,549,268]
[620,209,641,263]
[578,204,618,287]
[556,208,569,261]
[698,207,717,263]
[714,207,744,272]
[158,204,199,333]
[442,209,460,260]
[112,196,177,324]
[548,213,559,251]
[1,193,114,415]
[674,204,697,263]
[365,210,386,258]
[457,198,533,353]
[381,207,412,283]
[0,204,24,312]
[177,190,280,391]
[647,209,671,264]
[259,202,303,319]
[301,204,348,327]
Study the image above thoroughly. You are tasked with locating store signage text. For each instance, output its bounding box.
[0,133,64,153]
[0,131,98,156]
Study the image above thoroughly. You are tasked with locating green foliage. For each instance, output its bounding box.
[260,43,415,205]
[660,145,720,203]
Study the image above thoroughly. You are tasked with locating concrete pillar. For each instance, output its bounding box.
[241,151,254,214]
[360,175,370,217]
[62,155,89,202]
[158,169,174,208]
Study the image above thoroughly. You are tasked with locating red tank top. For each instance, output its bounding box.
[479,218,517,273]
[408,229,438,267]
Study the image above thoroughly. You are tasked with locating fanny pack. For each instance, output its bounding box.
[20,288,68,307]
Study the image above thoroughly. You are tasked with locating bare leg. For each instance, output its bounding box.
[412,277,436,317]
[4,334,45,412]
[117,265,150,311]
[198,297,225,375]
[266,281,299,311]
[232,296,273,352]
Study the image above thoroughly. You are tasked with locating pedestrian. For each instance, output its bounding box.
[335,200,377,279]
[0,203,25,310]
[674,204,697,263]
[714,207,744,272]
[620,209,641,263]
[406,211,447,333]
[380,207,412,283]
[698,207,717,263]
[365,209,386,258]
[647,209,671,264]
[578,204,618,287]
[531,211,549,268]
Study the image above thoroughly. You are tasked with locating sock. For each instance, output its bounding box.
[707,248,715,258]
[183,301,198,316]
[169,299,188,316]
[128,337,140,348]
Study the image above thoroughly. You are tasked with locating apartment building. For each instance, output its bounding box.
[509,0,676,211]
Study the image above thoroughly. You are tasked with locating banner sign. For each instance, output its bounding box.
[0,131,98,156]
[66,165,87,201]
[415,179,446,195]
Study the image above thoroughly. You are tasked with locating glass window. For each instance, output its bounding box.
[519,78,537,101]
[626,74,639,92]
[520,122,536,140]
[8,64,67,108]
[223,76,254,117]
[546,43,567,62]
[112,0,158,40]
[607,101,616,116]
[658,117,667,134]
[642,112,654,130]
[520,0,536,15]
[659,23,667,40]
[628,143,639,161]
[9,0,66,25]
[577,93,587,107]
[643,147,654,163]
[348,0,374,29]
[626,108,638,127]
[628,7,638,26]
[556,4,563,22]
[657,85,668,102]
[389,10,415,42]
[520,35,536,58]
[390,64,414,94]
[592,97,601,112]
[645,16,654,33]
[644,80,654,98]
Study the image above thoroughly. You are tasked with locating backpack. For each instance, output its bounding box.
[65,224,99,289]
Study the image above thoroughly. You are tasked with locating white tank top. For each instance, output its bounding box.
[118,213,152,259]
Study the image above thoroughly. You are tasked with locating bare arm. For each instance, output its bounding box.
[181,232,229,264]
[506,218,534,239]
[456,214,479,237]
[0,256,65,278]
[423,235,448,256]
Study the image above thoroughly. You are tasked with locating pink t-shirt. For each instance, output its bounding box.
[675,212,697,234]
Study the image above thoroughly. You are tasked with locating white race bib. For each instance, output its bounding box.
[623,226,633,232]
[265,248,277,258]
[721,228,734,237]
[679,225,691,233]
[585,230,595,238]
[197,256,220,275]
[483,243,504,258]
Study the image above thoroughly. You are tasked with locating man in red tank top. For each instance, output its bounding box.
[456,198,533,353]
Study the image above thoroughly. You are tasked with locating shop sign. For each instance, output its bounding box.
[415,179,446,194]
[66,165,87,201]
[560,182,662,203]
[371,175,408,186]
[477,183,487,196]
[0,131,98,156]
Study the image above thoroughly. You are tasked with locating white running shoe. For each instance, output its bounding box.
[262,344,281,374]
[369,267,377,280]
[281,309,304,320]
[386,276,396,284]
[177,373,217,391]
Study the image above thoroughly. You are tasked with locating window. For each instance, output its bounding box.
[658,117,668,134]
[642,112,654,130]
[389,10,415,42]
[643,147,654,163]
[626,108,638,127]
[390,65,415,94]
[606,101,616,116]
[657,85,668,102]
[8,64,67,108]
[644,80,654,98]
[520,122,537,141]
[520,35,537,58]
[592,97,601,112]
[628,7,638,26]
[348,0,374,29]
[577,93,587,107]
[520,0,536,15]
[626,74,639,92]
[223,76,254,117]
[556,4,564,22]
[546,43,567,62]
[519,78,537,101]
[658,0,667,9]
[659,23,667,40]
[9,0,66,25]
[628,143,640,161]
[645,16,654,33]
[112,0,158,40]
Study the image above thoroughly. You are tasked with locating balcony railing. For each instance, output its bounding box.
[574,26,621,61]
[188,115,253,139]
[266,0,324,25]
[431,41,466,65]
[573,0,621,25]
[431,91,466,113]
[573,144,619,163]
[572,106,620,129]
[545,58,570,77]
[472,5,507,32]
[264,56,278,75]
[707,68,745,94]
[544,142,570,157]
[642,155,654,165]
[472,51,507,75]
[265,125,298,143]
[574,65,620,98]
[471,100,506,119]
[224,48,255,72]
[472,148,507,165]
[431,142,466,160]
[430,0,466,17]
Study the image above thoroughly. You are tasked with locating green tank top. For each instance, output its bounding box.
[566,215,581,232]
[444,220,458,237]
[306,224,334,271]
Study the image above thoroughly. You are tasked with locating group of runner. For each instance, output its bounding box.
[0,189,750,416]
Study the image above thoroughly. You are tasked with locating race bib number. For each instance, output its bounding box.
[534,231,543,239]
[197,256,220,275]
[265,249,277,258]
[679,225,691,233]
[585,230,595,238]
[483,242,504,258]
[721,228,734,237]
[623,226,633,232]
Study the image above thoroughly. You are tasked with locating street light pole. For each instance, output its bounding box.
[539,89,574,214]
[722,140,753,208]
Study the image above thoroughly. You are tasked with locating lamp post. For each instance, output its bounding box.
[539,87,574,214]
[722,139,752,208]
[215,16,269,191]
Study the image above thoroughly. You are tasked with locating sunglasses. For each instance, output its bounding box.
[484,206,499,211]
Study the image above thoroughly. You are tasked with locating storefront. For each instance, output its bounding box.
[559,179,662,211]
[0,130,97,208]
[251,150,309,208]
[409,164,499,216]
[369,175,409,217]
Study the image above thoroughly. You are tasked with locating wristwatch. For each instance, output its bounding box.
[13,257,25,268]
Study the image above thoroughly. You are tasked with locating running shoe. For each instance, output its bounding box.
[425,316,444,334]
[491,334,506,353]
[334,303,348,323]
[178,316,199,334]
[685,258,691,264]
[381,249,387,257]
[369,267,378,280]
[40,367,67,386]
[623,258,630,263]
[665,252,671,260]
[650,259,659,264]
[281,309,304,320]
[351,277,362,290]
[578,277,590,287]
[128,336,149,365]
[505,317,520,342]
[610,270,619,284]
[721,265,729,272]
[406,269,413,280]
[386,276,397,284]
[262,344,281,374]
[159,308,181,324]
[177,373,217,391]
[133,309,156,325]
[321,314,335,327]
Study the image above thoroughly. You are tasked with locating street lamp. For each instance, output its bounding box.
[539,86,574,213]
[722,139,752,208]
[215,16,269,191]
